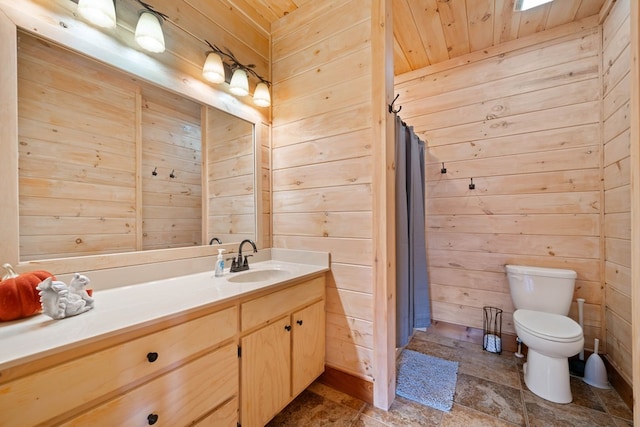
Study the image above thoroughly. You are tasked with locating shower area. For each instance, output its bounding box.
[393,111,431,348]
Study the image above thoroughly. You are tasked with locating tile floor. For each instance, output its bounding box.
[268,329,634,426]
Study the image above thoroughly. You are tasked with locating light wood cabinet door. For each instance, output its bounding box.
[241,316,291,427]
[292,300,325,396]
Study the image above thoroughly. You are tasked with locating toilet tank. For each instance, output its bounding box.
[505,265,577,315]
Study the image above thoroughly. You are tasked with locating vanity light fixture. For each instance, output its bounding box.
[514,0,553,11]
[77,0,116,29]
[204,41,272,107]
[75,0,271,106]
[202,52,226,84]
[229,68,249,96]
[135,8,166,53]
[253,82,271,108]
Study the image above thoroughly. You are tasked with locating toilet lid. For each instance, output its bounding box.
[513,309,583,343]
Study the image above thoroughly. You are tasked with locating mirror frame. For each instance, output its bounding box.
[0,1,268,274]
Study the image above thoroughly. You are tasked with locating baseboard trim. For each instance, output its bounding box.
[318,366,373,404]
[603,356,633,411]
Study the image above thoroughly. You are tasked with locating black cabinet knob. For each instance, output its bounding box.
[146,352,159,363]
[147,413,159,425]
[296,320,303,325]
[284,325,292,331]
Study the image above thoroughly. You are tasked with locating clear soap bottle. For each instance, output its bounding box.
[215,248,226,277]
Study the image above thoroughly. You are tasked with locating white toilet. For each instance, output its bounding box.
[506,264,584,404]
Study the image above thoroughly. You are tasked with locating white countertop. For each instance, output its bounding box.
[0,254,329,371]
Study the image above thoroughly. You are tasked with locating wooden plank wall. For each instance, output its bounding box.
[18,32,138,260]
[271,0,376,381]
[141,88,202,250]
[395,23,603,346]
[602,0,632,386]
[207,107,255,244]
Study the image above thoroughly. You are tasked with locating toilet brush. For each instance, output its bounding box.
[583,338,610,389]
[569,298,586,376]
[577,298,585,361]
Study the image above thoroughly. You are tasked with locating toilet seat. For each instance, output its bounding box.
[513,309,582,343]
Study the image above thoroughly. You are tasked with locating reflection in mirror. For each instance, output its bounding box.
[207,108,255,244]
[141,87,202,251]
[16,30,256,261]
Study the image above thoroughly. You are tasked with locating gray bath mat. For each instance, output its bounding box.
[396,349,459,412]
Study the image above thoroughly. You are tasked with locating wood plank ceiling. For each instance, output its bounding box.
[229,0,607,75]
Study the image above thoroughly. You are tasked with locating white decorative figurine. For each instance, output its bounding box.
[37,273,95,320]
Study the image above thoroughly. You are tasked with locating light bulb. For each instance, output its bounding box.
[135,11,165,53]
[77,0,116,29]
[253,82,271,107]
[229,68,249,96]
[203,52,225,84]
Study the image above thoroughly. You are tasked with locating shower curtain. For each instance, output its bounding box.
[395,115,430,348]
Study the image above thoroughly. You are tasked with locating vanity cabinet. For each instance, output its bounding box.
[0,269,327,427]
[240,276,325,427]
[0,306,238,427]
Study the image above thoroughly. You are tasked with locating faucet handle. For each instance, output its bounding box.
[242,254,253,267]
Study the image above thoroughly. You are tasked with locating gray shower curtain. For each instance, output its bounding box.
[395,115,430,348]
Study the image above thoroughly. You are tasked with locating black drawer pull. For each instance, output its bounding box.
[146,352,159,363]
[297,320,303,325]
[284,325,292,331]
[147,413,159,425]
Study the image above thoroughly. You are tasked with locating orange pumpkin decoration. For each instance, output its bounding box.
[0,263,55,322]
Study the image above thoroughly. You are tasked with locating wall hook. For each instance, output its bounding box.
[152,167,158,176]
[169,169,176,179]
[388,93,402,114]
[469,178,475,190]
[440,162,447,174]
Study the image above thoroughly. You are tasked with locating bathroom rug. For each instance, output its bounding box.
[396,349,459,412]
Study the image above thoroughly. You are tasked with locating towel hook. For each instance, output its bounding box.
[389,94,402,114]
[469,178,475,190]
[151,167,158,176]
[169,169,176,179]
[440,162,447,174]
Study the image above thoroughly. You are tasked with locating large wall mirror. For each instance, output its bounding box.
[0,3,268,274]
[18,30,256,261]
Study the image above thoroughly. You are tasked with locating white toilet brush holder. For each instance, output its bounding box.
[583,338,609,389]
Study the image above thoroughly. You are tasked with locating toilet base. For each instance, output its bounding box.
[523,349,572,404]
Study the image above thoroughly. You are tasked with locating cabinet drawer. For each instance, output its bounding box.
[195,396,238,426]
[0,306,237,427]
[241,276,324,331]
[61,343,239,426]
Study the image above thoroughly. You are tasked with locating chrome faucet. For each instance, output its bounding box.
[230,239,257,272]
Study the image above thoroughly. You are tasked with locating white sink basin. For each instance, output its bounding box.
[226,269,291,283]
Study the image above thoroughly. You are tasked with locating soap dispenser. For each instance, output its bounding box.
[215,249,226,277]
